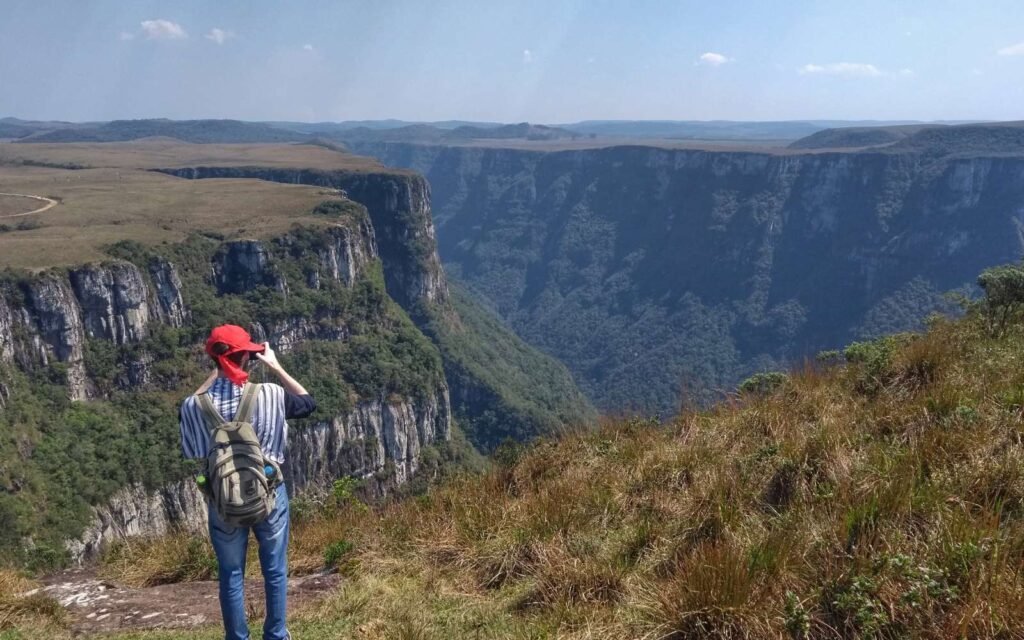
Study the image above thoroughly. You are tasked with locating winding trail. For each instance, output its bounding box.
[0,192,58,218]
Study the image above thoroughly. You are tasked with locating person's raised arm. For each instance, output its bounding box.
[255,342,309,396]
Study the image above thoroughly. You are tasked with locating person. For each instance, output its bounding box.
[179,324,316,640]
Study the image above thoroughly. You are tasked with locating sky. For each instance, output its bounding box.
[1,0,1023,123]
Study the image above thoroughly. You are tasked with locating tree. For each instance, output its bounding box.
[977,263,1024,335]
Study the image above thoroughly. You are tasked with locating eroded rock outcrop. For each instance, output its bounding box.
[148,258,188,327]
[23,275,89,400]
[70,263,151,345]
[153,167,449,313]
[68,480,208,562]
[288,386,451,490]
[213,240,286,295]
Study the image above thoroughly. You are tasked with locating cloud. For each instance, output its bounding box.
[140,19,187,40]
[997,41,1024,56]
[697,52,730,67]
[523,49,534,64]
[303,43,314,51]
[799,62,883,77]
[118,31,135,41]
[205,28,234,45]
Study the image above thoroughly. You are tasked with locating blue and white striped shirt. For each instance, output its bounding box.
[179,377,315,464]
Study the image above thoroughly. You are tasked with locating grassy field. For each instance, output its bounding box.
[6,302,1024,639]
[0,140,390,269]
[0,139,388,171]
[0,194,47,217]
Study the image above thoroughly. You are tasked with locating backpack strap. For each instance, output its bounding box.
[235,382,261,424]
[197,392,227,432]
[196,382,260,433]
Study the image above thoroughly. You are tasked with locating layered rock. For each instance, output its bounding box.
[153,167,449,313]
[67,480,208,562]
[23,275,89,400]
[351,142,1024,414]
[288,385,451,490]
[70,263,151,345]
[0,295,13,365]
[148,258,188,327]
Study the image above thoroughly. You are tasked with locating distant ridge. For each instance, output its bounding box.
[789,121,1024,154]
[787,124,936,150]
[19,119,309,144]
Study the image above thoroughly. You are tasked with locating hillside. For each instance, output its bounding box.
[788,122,1024,152]
[350,140,1024,417]
[787,125,932,150]
[0,141,592,567]
[8,273,1024,638]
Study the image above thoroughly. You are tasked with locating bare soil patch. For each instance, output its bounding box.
[35,568,341,635]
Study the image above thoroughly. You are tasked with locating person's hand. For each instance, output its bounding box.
[255,342,282,372]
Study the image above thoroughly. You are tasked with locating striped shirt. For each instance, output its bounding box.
[179,377,315,464]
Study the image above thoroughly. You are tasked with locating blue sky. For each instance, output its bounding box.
[2,0,1023,123]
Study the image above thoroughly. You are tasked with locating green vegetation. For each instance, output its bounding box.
[978,262,1024,335]
[310,199,366,219]
[737,371,787,395]
[0,219,447,567]
[372,138,1021,417]
[425,284,595,450]
[56,287,1024,639]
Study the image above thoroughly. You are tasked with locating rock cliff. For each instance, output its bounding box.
[0,212,454,563]
[154,167,448,313]
[350,142,1024,414]
[152,165,594,452]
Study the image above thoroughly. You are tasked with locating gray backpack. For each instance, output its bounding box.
[197,382,282,527]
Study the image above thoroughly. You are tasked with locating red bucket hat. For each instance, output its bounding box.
[205,324,265,386]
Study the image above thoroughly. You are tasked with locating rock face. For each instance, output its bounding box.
[314,217,376,286]
[68,480,208,562]
[0,295,14,365]
[23,275,90,400]
[213,240,286,295]
[351,142,1024,414]
[148,258,188,327]
[288,386,451,490]
[70,263,151,345]
[14,220,453,563]
[154,167,449,313]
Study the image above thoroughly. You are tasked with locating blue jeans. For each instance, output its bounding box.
[208,483,290,640]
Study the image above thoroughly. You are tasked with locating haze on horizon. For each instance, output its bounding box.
[2,0,1023,124]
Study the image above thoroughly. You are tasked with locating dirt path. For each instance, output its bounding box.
[0,192,58,218]
[30,569,341,635]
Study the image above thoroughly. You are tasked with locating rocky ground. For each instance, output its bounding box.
[32,569,341,635]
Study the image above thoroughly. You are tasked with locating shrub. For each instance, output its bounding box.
[324,539,355,570]
[738,371,788,396]
[978,263,1024,335]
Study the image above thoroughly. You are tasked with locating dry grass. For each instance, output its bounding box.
[0,194,44,217]
[0,140,399,269]
[0,569,64,632]
[97,312,1024,638]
